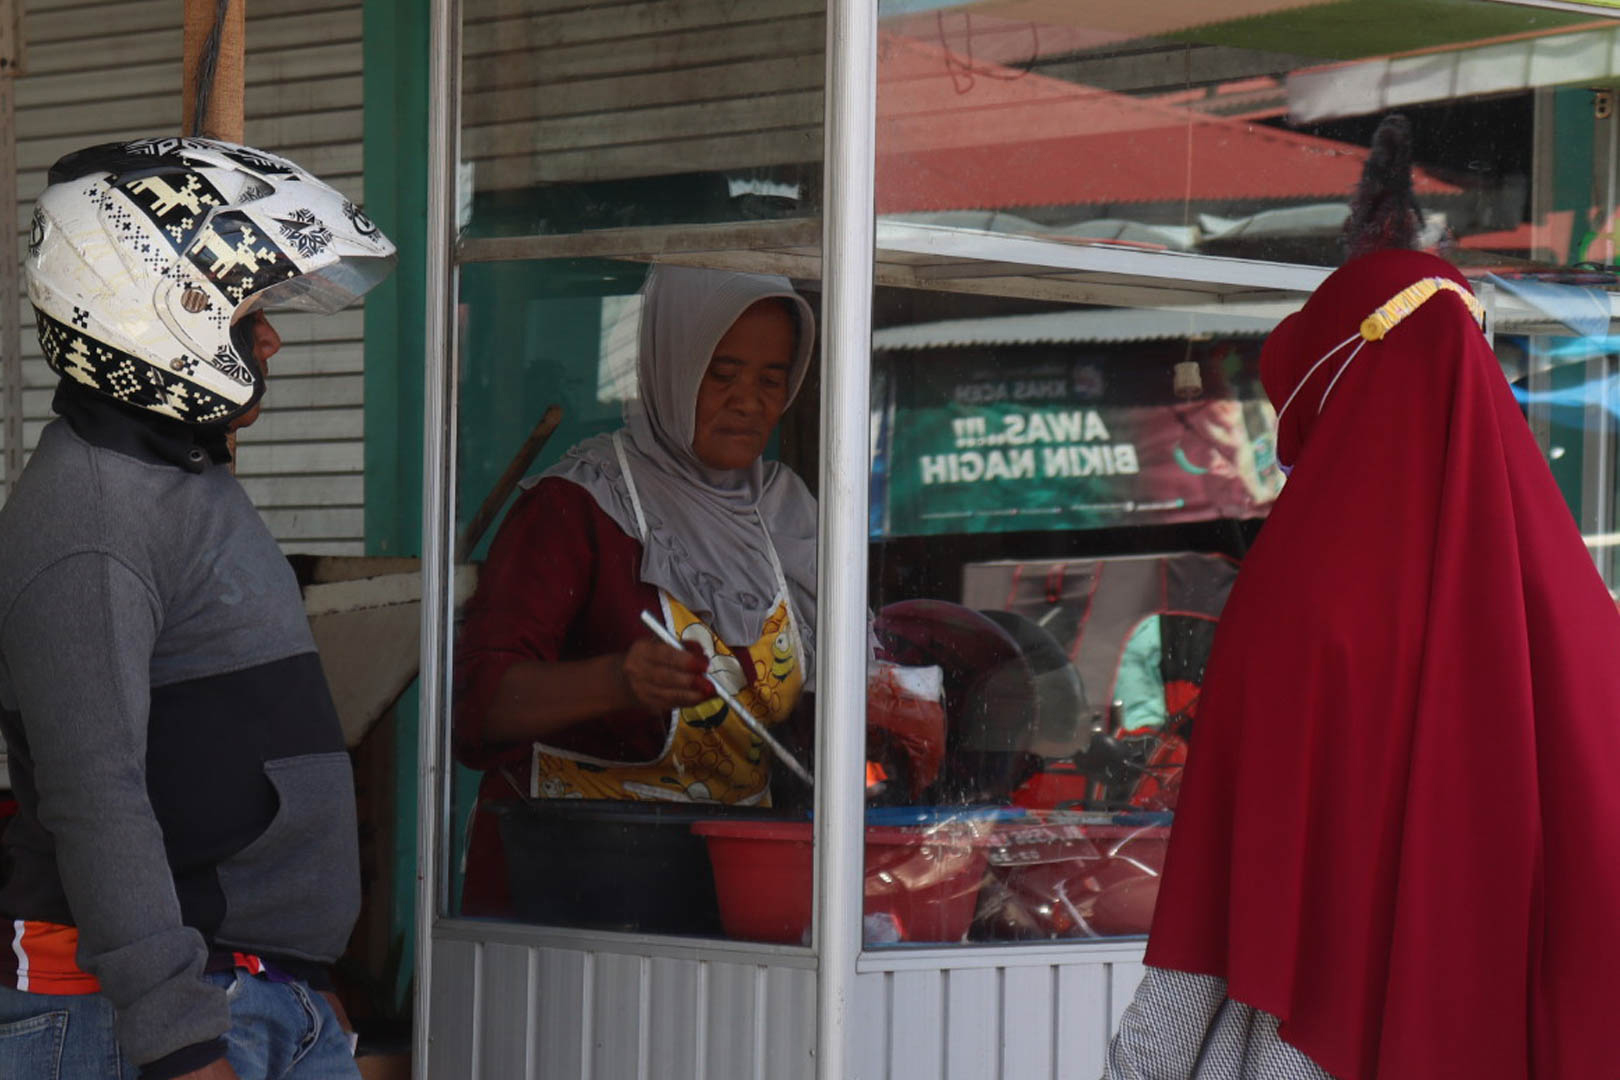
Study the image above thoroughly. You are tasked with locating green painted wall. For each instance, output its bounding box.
[362,0,428,1016]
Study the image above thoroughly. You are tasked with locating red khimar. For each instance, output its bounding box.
[1144,245,1620,1079]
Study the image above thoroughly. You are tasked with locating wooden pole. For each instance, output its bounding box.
[182,0,244,142]
[182,0,245,463]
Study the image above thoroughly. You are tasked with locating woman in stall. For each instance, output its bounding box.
[453,265,819,918]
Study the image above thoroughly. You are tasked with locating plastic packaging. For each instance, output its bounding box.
[865,660,946,800]
[971,810,1169,940]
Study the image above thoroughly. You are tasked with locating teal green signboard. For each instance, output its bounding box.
[874,344,1283,537]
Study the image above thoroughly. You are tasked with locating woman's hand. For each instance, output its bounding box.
[176,1060,241,1080]
[617,638,715,713]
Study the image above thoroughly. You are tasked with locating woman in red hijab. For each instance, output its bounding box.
[1105,237,1620,1074]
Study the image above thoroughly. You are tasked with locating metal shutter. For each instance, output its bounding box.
[5,0,367,555]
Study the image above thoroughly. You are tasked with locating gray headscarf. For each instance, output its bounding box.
[542,265,819,673]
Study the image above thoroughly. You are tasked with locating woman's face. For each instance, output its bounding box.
[691,299,796,470]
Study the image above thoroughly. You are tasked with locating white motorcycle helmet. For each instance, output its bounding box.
[25,136,397,426]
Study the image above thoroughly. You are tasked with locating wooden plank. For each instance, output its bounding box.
[257,506,364,540]
[463,88,821,160]
[20,359,53,392]
[237,473,364,507]
[23,0,358,44]
[15,80,361,139]
[464,0,768,19]
[463,54,822,128]
[475,126,823,188]
[16,45,357,109]
[14,61,181,108]
[889,969,945,1080]
[944,967,999,1080]
[261,308,366,344]
[242,109,364,151]
[461,0,822,58]
[478,944,534,1080]
[19,389,53,419]
[279,538,363,556]
[263,342,367,377]
[23,29,180,75]
[232,441,364,475]
[18,0,344,23]
[258,373,364,411]
[247,407,363,443]
[26,2,187,46]
[22,8,358,75]
[1001,966,1053,1080]
[532,948,589,1080]
[248,40,368,87]
[1055,964,1111,1079]
[458,218,820,263]
[462,14,823,94]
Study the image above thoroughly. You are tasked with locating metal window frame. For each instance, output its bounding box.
[1482,0,1620,15]
[415,0,459,1074]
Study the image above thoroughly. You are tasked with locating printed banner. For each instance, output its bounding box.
[874,344,1284,536]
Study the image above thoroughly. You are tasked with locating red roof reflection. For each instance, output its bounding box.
[876,34,1460,212]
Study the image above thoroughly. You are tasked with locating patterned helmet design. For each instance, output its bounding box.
[25,137,397,426]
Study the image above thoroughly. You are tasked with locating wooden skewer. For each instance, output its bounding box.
[639,610,815,786]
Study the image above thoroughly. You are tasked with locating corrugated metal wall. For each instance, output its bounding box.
[429,926,1144,1080]
[5,0,367,555]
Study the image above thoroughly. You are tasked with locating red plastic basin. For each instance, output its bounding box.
[692,820,990,944]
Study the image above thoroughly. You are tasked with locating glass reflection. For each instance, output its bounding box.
[876,0,1609,272]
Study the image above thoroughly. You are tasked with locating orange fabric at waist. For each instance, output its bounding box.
[4,920,101,994]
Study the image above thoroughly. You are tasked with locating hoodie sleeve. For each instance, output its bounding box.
[0,550,230,1068]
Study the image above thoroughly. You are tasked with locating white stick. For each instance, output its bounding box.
[639,609,815,786]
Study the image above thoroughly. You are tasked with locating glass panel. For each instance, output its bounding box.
[861,282,1300,946]
[459,0,825,238]
[1501,278,1620,585]
[446,257,822,941]
[875,0,1614,275]
[859,269,1620,948]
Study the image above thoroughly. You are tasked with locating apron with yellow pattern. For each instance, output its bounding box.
[528,433,806,804]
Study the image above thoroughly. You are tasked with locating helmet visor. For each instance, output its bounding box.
[240,254,397,316]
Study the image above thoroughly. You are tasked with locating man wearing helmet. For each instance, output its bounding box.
[0,138,395,1079]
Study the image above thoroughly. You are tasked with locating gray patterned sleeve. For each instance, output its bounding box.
[1104,967,1333,1080]
[0,552,229,1065]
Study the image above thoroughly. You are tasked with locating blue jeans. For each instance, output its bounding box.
[0,985,136,1079]
[0,972,359,1079]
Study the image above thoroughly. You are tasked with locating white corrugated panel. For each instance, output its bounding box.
[6,0,367,556]
[431,928,820,1080]
[429,923,1146,1080]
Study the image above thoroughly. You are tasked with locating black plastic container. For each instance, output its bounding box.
[494,799,798,935]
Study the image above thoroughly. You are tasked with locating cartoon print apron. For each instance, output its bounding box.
[528,434,806,804]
